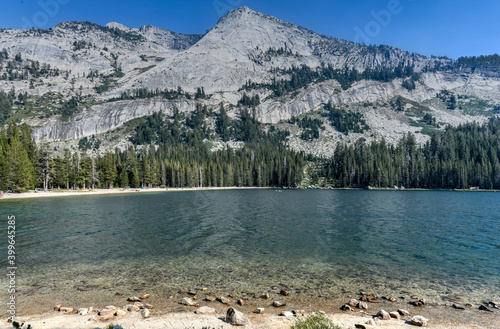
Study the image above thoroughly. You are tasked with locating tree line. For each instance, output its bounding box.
[322,117,500,189]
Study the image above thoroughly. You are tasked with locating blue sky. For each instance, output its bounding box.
[1,0,499,58]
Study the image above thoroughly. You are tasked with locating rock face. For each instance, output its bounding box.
[226,307,249,326]
[1,6,498,157]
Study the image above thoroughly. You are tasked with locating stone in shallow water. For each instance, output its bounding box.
[188,290,197,296]
[205,296,216,302]
[98,305,117,317]
[123,304,140,312]
[226,307,249,326]
[195,306,215,314]
[357,301,368,310]
[409,315,429,327]
[272,300,286,307]
[77,308,88,316]
[140,293,151,299]
[479,305,492,312]
[261,291,269,299]
[238,299,245,306]
[452,303,465,310]
[115,309,127,316]
[219,296,230,305]
[280,289,290,296]
[181,297,198,306]
[253,307,265,314]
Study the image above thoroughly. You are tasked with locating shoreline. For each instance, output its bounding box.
[0,186,270,200]
[5,302,498,329]
[1,186,499,201]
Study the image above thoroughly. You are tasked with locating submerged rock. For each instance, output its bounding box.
[205,296,216,302]
[409,315,429,327]
[280,289,290,296]
[226,307,249,326]
[238,299,246,306]
[181,297,199,307]
[123,304,140,312]
[140,293,151,299]
[358,301,368,310]
[261,291,269,299]
[188,290,197,296]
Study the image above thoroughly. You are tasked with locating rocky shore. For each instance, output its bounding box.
[5,287,498,329]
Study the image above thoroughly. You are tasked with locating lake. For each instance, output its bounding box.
[1,189,499,317]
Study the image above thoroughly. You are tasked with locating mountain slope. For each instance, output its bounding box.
[0,7,498,157]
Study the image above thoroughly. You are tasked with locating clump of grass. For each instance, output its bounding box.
[290,313,342,329]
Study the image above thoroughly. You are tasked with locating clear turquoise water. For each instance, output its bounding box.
[1,189,499,315]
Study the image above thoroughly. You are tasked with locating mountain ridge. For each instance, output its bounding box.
[0,7,498,157]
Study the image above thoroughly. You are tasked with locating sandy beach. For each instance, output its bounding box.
[3,307,498,329]
[0,186,269,200]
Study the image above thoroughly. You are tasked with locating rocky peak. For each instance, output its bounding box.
[106,22,131,31]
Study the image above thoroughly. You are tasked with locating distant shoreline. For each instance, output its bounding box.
[2,186,499,201]
[0,186,270,200]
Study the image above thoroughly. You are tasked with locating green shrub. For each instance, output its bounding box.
[290,313,342,329]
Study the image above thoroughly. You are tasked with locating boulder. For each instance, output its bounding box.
[123,304,140,312]
[355,325,373,329]
[226,307,249,326]
[188,290,197,296]
[115,309,127,316]
[253,307,265,314]
[127,296,141,302]
[219,296,230,305]
[238,299,246,306]
[357,301,368,310]
[195,306,215,314]
[280,289,290,296]
[98,306,117,317]
[134,301,145,309]
[141,308,150,318]
[479,305,492,312]
[398,309,410,316]
[452,304,465,310]
[389,311,400,319]
[366,318,380,326]
[54,304,62,311]
[279,311,294,317]
[340,304,353,311]
[205,296,216,301]
[272,300,286,307]
[181,297,198,307]
[348,299,359,307]
[59,307,74,313]
[77,308,88,316]
[409,315,429,327]
[229,293,237,298]
[261,291,269,299]
[376,310,391,320]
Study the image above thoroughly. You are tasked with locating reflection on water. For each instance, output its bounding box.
[1,189,499,316]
